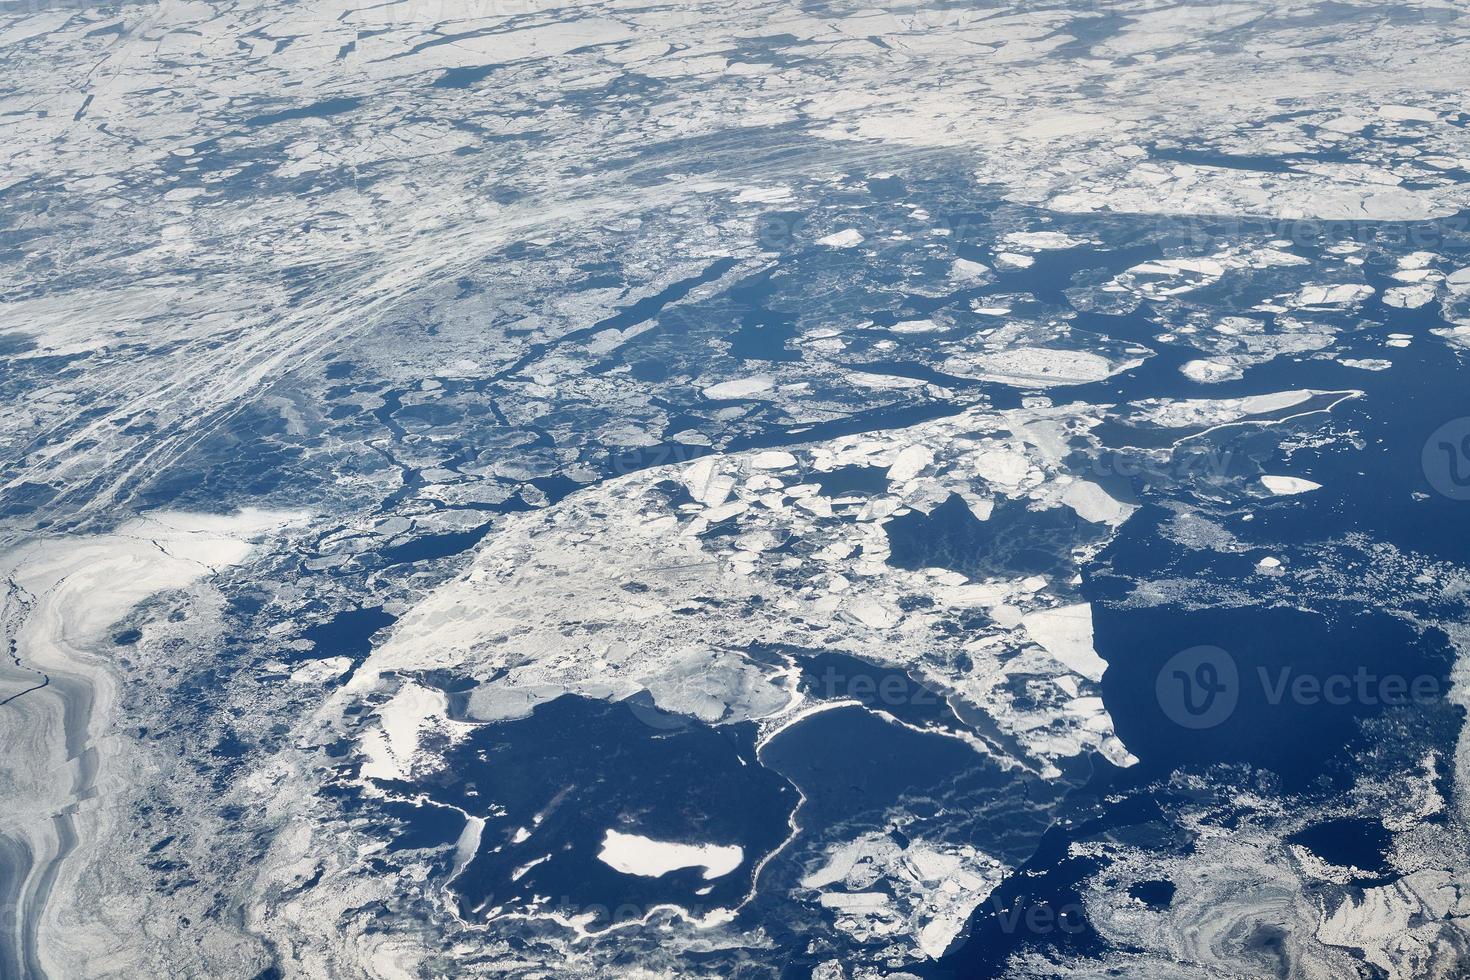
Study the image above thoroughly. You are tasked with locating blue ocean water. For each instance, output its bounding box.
[927,221,1470,975]
[9,8,1470,979]
[412,695,793,929]
[293,201,1470,974]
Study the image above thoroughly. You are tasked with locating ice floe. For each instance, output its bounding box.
[1260,475,1323,496]
[597,830,744,880]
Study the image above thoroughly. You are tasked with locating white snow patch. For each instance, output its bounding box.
[359,683,448,782]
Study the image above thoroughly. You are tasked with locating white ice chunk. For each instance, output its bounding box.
[943,348,1124,387]
[1293,283,1374,307]
[682,458,735,507]
[994,252,1034,269]
[734,186,793,204]
[1260,475,1322,495]
[1022,604,1107,682]
[1002,231,1086,250]
[848,371,927,389]
[288,657,352,684]
[1180,359,1242,384]
[973,449,1031,487]
[597,830,743,880]
[702,376,773,399]
[845,598,902,630]
[749,451,798,470]
[817,228,865,248]
[819,892,890,911]
[1320,114,1370,133]
[887,445,933,483]
[1061,480,1136,526]
[890,318,943,333]
[1378,105,1439,122]
[951,258,992,280]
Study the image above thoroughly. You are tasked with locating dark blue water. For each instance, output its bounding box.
[758,705,1057,869]
[749,699,1087,970]
[292,606,397,669]
[433,66,498,89]
[408,695,796,930]
[378,523,493,565]
[1129,879,1176,909]
[790,650,955,732]
[97,153,1466,974]
[1288,818,1394,878]
[1095,602,1443,790]
[929,221,1470,975]
[812,463,890,497]
[886,493,1101,583]
[246,97,362,128]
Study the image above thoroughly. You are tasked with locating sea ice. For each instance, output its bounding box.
[817,228,864,248]
[596,830,743,880]
[1260,475,1323,495]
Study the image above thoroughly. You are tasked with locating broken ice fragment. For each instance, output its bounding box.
[597,830,743,879]
[749,450,798,470]
[886,446,933,483]
[817,228,864,248]
[1260,475,1322,495]
[951,258,992,280]
[1180,359,1242,384]
[702,377,774,399]
[1022,604,1107,682]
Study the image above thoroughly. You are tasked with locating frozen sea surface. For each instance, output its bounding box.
[3,1,1470,978]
